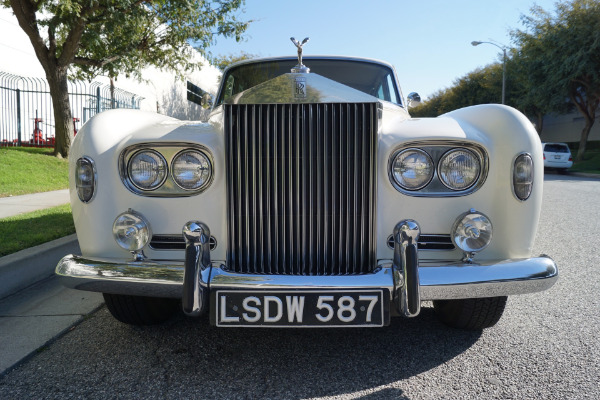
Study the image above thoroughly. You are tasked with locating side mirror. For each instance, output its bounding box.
[407,92,421,108]
[201,93,214,109]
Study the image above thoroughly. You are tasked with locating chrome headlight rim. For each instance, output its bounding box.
[75,156,97,203]
[437,148,481,191]
[512,152,534,201]
[170,149,214,191]
[389,148,435,191]
[127,149,168,191]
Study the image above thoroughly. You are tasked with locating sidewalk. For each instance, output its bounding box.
[0,189,103,376]
[0,189,70,219]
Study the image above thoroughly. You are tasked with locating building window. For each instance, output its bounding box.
[187,81,204,105]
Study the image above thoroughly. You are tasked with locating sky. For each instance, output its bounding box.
[208,0,559,99]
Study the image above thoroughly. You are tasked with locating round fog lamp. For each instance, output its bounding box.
[113,210,151,251]
[452,210,493,253]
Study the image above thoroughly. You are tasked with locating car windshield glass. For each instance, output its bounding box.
[216,59,401,106]
[544,144,569,153]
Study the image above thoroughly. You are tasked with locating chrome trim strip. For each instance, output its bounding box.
[56,255,558,302]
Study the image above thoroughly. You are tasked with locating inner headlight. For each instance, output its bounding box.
[75,157,96,203]
[438,149,480,190]
[113,210,151,251]
[171,150,212,190]
[391,149,434,190]
[127,150,167,191]
[452,210,493,253]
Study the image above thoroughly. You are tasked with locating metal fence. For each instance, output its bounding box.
[0,72,144,147]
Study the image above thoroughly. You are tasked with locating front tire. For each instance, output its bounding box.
[433,296,507,330]
[103,293,178,325]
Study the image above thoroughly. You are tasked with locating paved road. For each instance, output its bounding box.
[0,174,598,399]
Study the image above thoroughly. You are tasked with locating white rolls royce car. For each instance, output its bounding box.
[56,42,558,330]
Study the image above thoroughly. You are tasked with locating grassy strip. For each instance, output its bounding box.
[0,204,75,257]
[0,147,69,198]
[570,150,600,174]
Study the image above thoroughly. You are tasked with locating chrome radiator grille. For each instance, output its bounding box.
[225,103,378,275]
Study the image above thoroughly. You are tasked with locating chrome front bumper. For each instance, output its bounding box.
[56,253,558,314]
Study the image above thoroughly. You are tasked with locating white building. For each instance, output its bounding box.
[0,7,221,127]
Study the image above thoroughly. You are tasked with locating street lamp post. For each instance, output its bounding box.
[471,41,506,105]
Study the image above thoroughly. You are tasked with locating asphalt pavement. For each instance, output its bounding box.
[0,174,599,396]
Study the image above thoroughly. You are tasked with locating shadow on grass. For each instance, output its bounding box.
[0,205,74,257]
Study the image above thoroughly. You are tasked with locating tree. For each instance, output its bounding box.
[210,51,258,72]
[2,0,250,158]
[410,63,506,118]
[512,0,600,161]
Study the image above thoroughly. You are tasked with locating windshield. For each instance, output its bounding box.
[216,58,401,106]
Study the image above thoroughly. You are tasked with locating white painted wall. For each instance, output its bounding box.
[0,7,221,122]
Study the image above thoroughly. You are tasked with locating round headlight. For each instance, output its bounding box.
[438,149,480,190]
[75,157,96,203]
[127,150,167,191]
[171,150,212,190]
[391,149,434,190]
[113,211,151,251]
[513,153,534,201]
[452,210,493,253]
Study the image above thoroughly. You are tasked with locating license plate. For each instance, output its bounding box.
[554,155,561,159]
[213,290,388,327]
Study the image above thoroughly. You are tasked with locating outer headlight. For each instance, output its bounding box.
[513,153,534,201]
[127,150,167,191]
[113,210,151,251]
[452,210,493,253]
[171,150,212,190]
[391,149,434,190]
[75,157,96,203]
[438,149,480,191]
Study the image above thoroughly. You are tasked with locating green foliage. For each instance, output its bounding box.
[0,147,69,197]
[410,63,505,118]
[511,0,600,160]
[0,204,75,257]
[2,0,250,157]
[210,51,259,72]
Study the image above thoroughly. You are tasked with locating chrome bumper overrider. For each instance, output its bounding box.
[56,253,558,315]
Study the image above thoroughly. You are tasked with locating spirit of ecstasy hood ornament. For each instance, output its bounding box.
[290,37,310,73]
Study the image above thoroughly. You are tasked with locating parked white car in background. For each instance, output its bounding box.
[543,142,573,171]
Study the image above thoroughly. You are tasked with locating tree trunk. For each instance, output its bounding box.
[536,112,544,135]
[576,118,593,162]
[46,68,74,158]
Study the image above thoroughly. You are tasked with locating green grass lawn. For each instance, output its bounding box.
[0,147,69,197]
[570,150,600,174]
[0,204,75,257]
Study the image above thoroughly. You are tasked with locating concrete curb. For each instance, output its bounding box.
[0,234,80,300]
